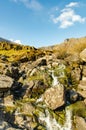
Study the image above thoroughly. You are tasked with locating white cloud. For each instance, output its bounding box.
[51,2,86,29]
[14,40,22,44]
[66,2,79,8]
[10,39,22,44]
[11,0,42,10]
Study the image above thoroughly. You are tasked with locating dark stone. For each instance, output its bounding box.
[66,90,79,103]
[19,56,28,63]
[38,59,47,66]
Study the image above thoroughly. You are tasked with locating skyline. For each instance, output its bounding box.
[0,0,86,47]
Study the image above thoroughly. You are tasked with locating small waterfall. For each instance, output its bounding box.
[52,71,59,87]
[39,108,72,130]
[36,96,43,103]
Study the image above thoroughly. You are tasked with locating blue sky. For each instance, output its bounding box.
[0,0,86,47]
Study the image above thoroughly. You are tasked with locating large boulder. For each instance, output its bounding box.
[43,85,65,110]
[0,75,13,91]
[80,48,86,62]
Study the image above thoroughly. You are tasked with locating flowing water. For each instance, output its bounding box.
[52,71,59,87]
[37,68,72,130]
[39,108,72,130]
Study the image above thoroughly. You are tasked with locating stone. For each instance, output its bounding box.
[19,56,28,63]
[80,48,86,62]
[15,115,24,127]
[74,116,86,130]
[4,95,14,106]
[0,75,13,91]
[77,80,86,98]
[82,66,86,77]
[0,121,20,130]
[43,85,65,110]
[71,67,81,81]
[22,103,35,115]
[66,90,79,103]
[38,59,47,66]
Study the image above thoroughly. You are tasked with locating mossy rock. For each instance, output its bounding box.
[68,101,86,118]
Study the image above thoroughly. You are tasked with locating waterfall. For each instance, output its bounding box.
[39,108,72,130]
[38,67,72,130]
[52,71,59,87]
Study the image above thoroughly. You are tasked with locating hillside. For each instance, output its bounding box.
[0,37,86,130]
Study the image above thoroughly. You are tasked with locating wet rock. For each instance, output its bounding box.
[43,85,65,110]
[66,90,79,103]
[80,48,86,62]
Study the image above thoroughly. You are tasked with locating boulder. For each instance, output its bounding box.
[0,75,13,91]
[4,95,14,106]
[74,116,86,130]
[80,48,86,62]
[77,79,86,98]
[66,90,79,103]
[43,85,65,110]
[71,67,81,81]
[82,65,86,77]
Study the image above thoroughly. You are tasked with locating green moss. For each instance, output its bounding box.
[4,106,16,113]
[68,101,86,118]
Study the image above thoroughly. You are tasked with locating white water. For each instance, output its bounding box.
[36,96,43,103]
[52,71,59,87]
[38,67,72,130]
[39,108,72,130]
[36,70,60,103]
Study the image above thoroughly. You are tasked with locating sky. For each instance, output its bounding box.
[0,0,86,47]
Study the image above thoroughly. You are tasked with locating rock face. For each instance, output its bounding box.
[0,75,13,90]
[80,48,86,62]
[43,85,65,110]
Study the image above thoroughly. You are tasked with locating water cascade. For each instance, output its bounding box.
[39,108,72,130]
[52,71,59,87]
[37,67,72,130]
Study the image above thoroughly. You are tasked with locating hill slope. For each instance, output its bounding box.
[0,37,86,130]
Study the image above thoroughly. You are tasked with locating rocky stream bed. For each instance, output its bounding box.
[0,39,86,130]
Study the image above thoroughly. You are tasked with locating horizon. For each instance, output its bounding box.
[0,0,86,47]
